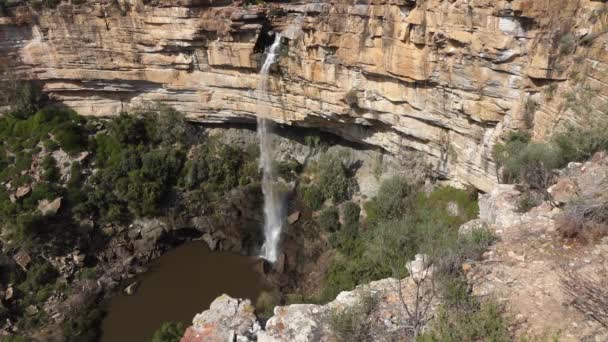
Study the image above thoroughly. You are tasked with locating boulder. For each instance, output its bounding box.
[202,233,219,251]
[124,282,138,295]
[37,197,62,216]
[181,295,260,342]
[458,218,489,235]
[130,218,167,253]
[478,184,522,228]
[406,254,432,282]
[11,185,31,202]
[547,177,578,205]
[13,249,32,271]
[5,285,14,301]
[25,305,39,316]
[287,211,300,225]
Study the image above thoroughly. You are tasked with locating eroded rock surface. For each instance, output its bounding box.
[181,295,261,342]
[468,156,608,341]
[185,275,437,342]
[3,0,608,191]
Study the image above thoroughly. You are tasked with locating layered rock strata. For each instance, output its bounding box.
[2,0,608,191]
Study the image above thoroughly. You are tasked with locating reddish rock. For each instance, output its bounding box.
[547,177,577,205]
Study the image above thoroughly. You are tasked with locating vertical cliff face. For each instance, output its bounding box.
[1,0,608,191]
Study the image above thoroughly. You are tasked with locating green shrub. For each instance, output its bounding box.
[321,253,388,303]
[552,123,608,163]
[321,185,485,303]
[151,322,186,342]
[523,98,538,129]
[494,131,563,192]
[342,201,360,229]
[17,261,58,295]
[76,267,97,280]
[419,299,509,342]
[364,176,413,225]
[41,155,60,182]
[142,105,190,147]
[423,186,479,223]
[61,296,103,341]
[329,291,376,341]
[2,335,28,342]
[8,83,46,120]
[275,158,301,181]
[316,152,356,203]
[516,191,542,213]
[559,33,576,55]
[255,290,280,319]
[302,185,324,211]
[319,207,340,232]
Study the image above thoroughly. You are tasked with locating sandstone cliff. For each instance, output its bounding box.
[2,0,608,191]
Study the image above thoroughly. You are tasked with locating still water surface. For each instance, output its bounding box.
[100,241,267,342]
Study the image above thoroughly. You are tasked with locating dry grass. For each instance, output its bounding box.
[561,269,608,328]
[557,201,608,243]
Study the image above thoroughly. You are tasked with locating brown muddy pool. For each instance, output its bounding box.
[99,241,268,342]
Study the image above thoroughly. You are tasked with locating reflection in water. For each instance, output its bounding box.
[100,241,268,342]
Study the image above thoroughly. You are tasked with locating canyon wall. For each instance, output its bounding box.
[1,0,608,191]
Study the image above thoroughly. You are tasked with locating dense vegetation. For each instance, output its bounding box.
[493,94,608,209]
[287,149,506,340]
[0,83,261,340]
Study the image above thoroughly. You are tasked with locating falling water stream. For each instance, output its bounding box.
[257,33,284,263]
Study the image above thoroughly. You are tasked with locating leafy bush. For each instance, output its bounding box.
[494,132,563,193]
[179,144,242,192]
[364,176,414,226]
[41,155,60,182]
[7,82,47,120]
[17,261,58,295]
[342,201,360,229]
[419,297,509,342]
[316,152,356,203]
[151,322,186,342]
[321,183,483,303]
[319,207,340,233]
[495,124,608,194]
[552,123,608,163]
[302,185,324,211]
[275,158,301,182]
[61,296,103,342]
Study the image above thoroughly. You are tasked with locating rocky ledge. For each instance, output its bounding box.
[182,270,436,342]
[181,152,608,342]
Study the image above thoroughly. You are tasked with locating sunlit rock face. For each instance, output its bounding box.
[2,0,608,191]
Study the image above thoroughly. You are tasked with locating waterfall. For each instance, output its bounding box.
[257,33,284,263]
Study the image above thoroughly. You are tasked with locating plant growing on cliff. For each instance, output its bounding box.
[256,290,281,320]
[364,176,414,226]
[493,131,563,197]
[151,322,186,342]
[319,207,340,233]
[316,151,357,203]
[329,290,377,341]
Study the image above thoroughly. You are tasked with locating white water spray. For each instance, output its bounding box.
[257,33,284,263]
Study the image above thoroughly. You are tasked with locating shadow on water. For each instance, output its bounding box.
[99,241,269,342]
